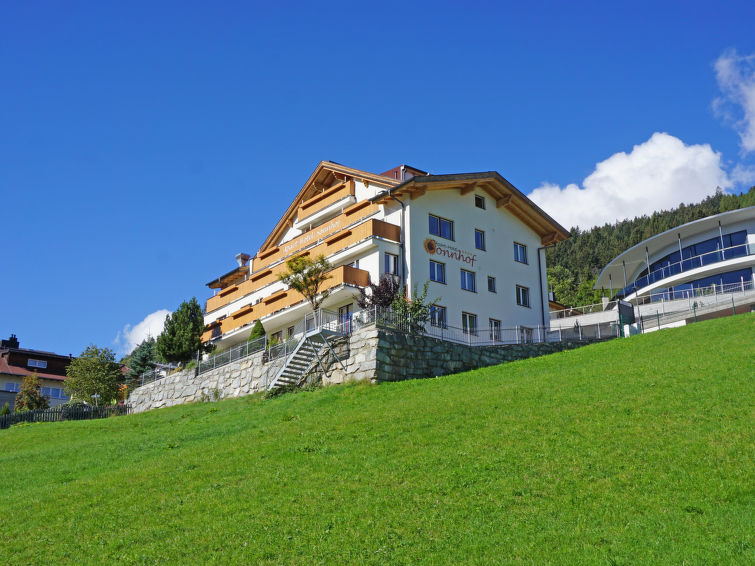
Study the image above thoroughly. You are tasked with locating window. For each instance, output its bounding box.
[271,331,283,343]
[28,359,47,369]
[475,229,486,251]
[489,318,502,342]
[384,252,398,275]
[516,285,530,307]
[462,312,478,336]
[429,214,454,240]
[487,276,496,293]
[514,242,528,264]
[430,305,447,328]
[430,260,446,283]
[287,326,295,339]
[348,259,360,269]
[5,382,20,393]
[461,269,476,292]
[475,195,486,209]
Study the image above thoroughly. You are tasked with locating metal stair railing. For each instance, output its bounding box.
[267,309,349,391]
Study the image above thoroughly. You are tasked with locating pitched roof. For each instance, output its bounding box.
[0,356,66,382]
[257,161,399,254]
[374,172,570,245]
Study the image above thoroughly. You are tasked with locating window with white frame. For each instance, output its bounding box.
[475,229,486,251]
[474,195,486,209]
[462,312,478,336]
[384,252,399,275]
[430,305,447,328]
[516,285,530,307]
[461,269,476,292]
[489,318,502,342]
[4,382,21,393]
[487,275,496,293]
[514,242,528,264]
[429,214,454,240]
[430,260,446,283]
[28,359,47,369]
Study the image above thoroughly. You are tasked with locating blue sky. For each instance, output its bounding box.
[2,1,755,357]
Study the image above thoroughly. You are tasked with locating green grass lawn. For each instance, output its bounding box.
[1,315,753,564]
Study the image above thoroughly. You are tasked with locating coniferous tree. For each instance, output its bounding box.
[247,320,265,342]
[155,298,209,364]
[126,337,156,387]
[546,186,755,306]
[14,372,49,411]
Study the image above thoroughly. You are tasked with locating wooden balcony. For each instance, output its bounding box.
[206,216,399,314]
[202,265,371,342]
[253,200,381,272]
[297,180,355,221]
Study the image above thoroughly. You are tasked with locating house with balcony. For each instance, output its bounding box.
[202,161,569,353]
[0,334,72,410]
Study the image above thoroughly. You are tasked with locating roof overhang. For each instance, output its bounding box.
[257,161,399,254]
[373,172,570,245]
[206,266,248,289]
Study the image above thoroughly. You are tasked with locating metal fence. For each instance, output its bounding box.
[196,309,348,376]
[139,363,182,386]
[0,404,131,430]
[184,305,620,384]
[364,306,619,345]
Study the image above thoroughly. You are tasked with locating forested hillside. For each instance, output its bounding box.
[546,186,755,307]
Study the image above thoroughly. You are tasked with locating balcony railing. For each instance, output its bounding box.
[617,242,752,299]
[297,180,355,221]
[205,218,398,314]
[202,265,370,342]
[252,200,381,272]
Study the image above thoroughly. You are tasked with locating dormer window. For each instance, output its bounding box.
[28,359,47,369]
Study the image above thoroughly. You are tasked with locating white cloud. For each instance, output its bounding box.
[115,309,171,355]
[714,49,755,154]
[528,132,732,229]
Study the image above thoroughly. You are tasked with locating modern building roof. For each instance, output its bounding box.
[594,206,755,290]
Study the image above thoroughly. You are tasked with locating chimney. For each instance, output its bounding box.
[1,334,19,349]
[235,253,251,267]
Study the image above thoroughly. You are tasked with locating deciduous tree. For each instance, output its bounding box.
[65,345,121,406]
[357,274,400,310]
[14,372,49,411]
[277,255,332,311]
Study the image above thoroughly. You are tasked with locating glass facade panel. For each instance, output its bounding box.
[617,230,750,298]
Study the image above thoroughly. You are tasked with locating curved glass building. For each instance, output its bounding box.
[595,206,755,302]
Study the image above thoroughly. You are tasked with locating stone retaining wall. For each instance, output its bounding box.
[129,323,604,412]
[372,329,594,382]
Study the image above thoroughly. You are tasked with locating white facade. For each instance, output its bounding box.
[203,162,568,350]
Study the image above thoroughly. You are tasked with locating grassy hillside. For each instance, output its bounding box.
[1,315,753,564]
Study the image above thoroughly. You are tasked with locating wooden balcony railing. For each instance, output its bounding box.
[297,180,355,221]
[202,265,371,342]
[252,200,381,272]
[206,217,400,314]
